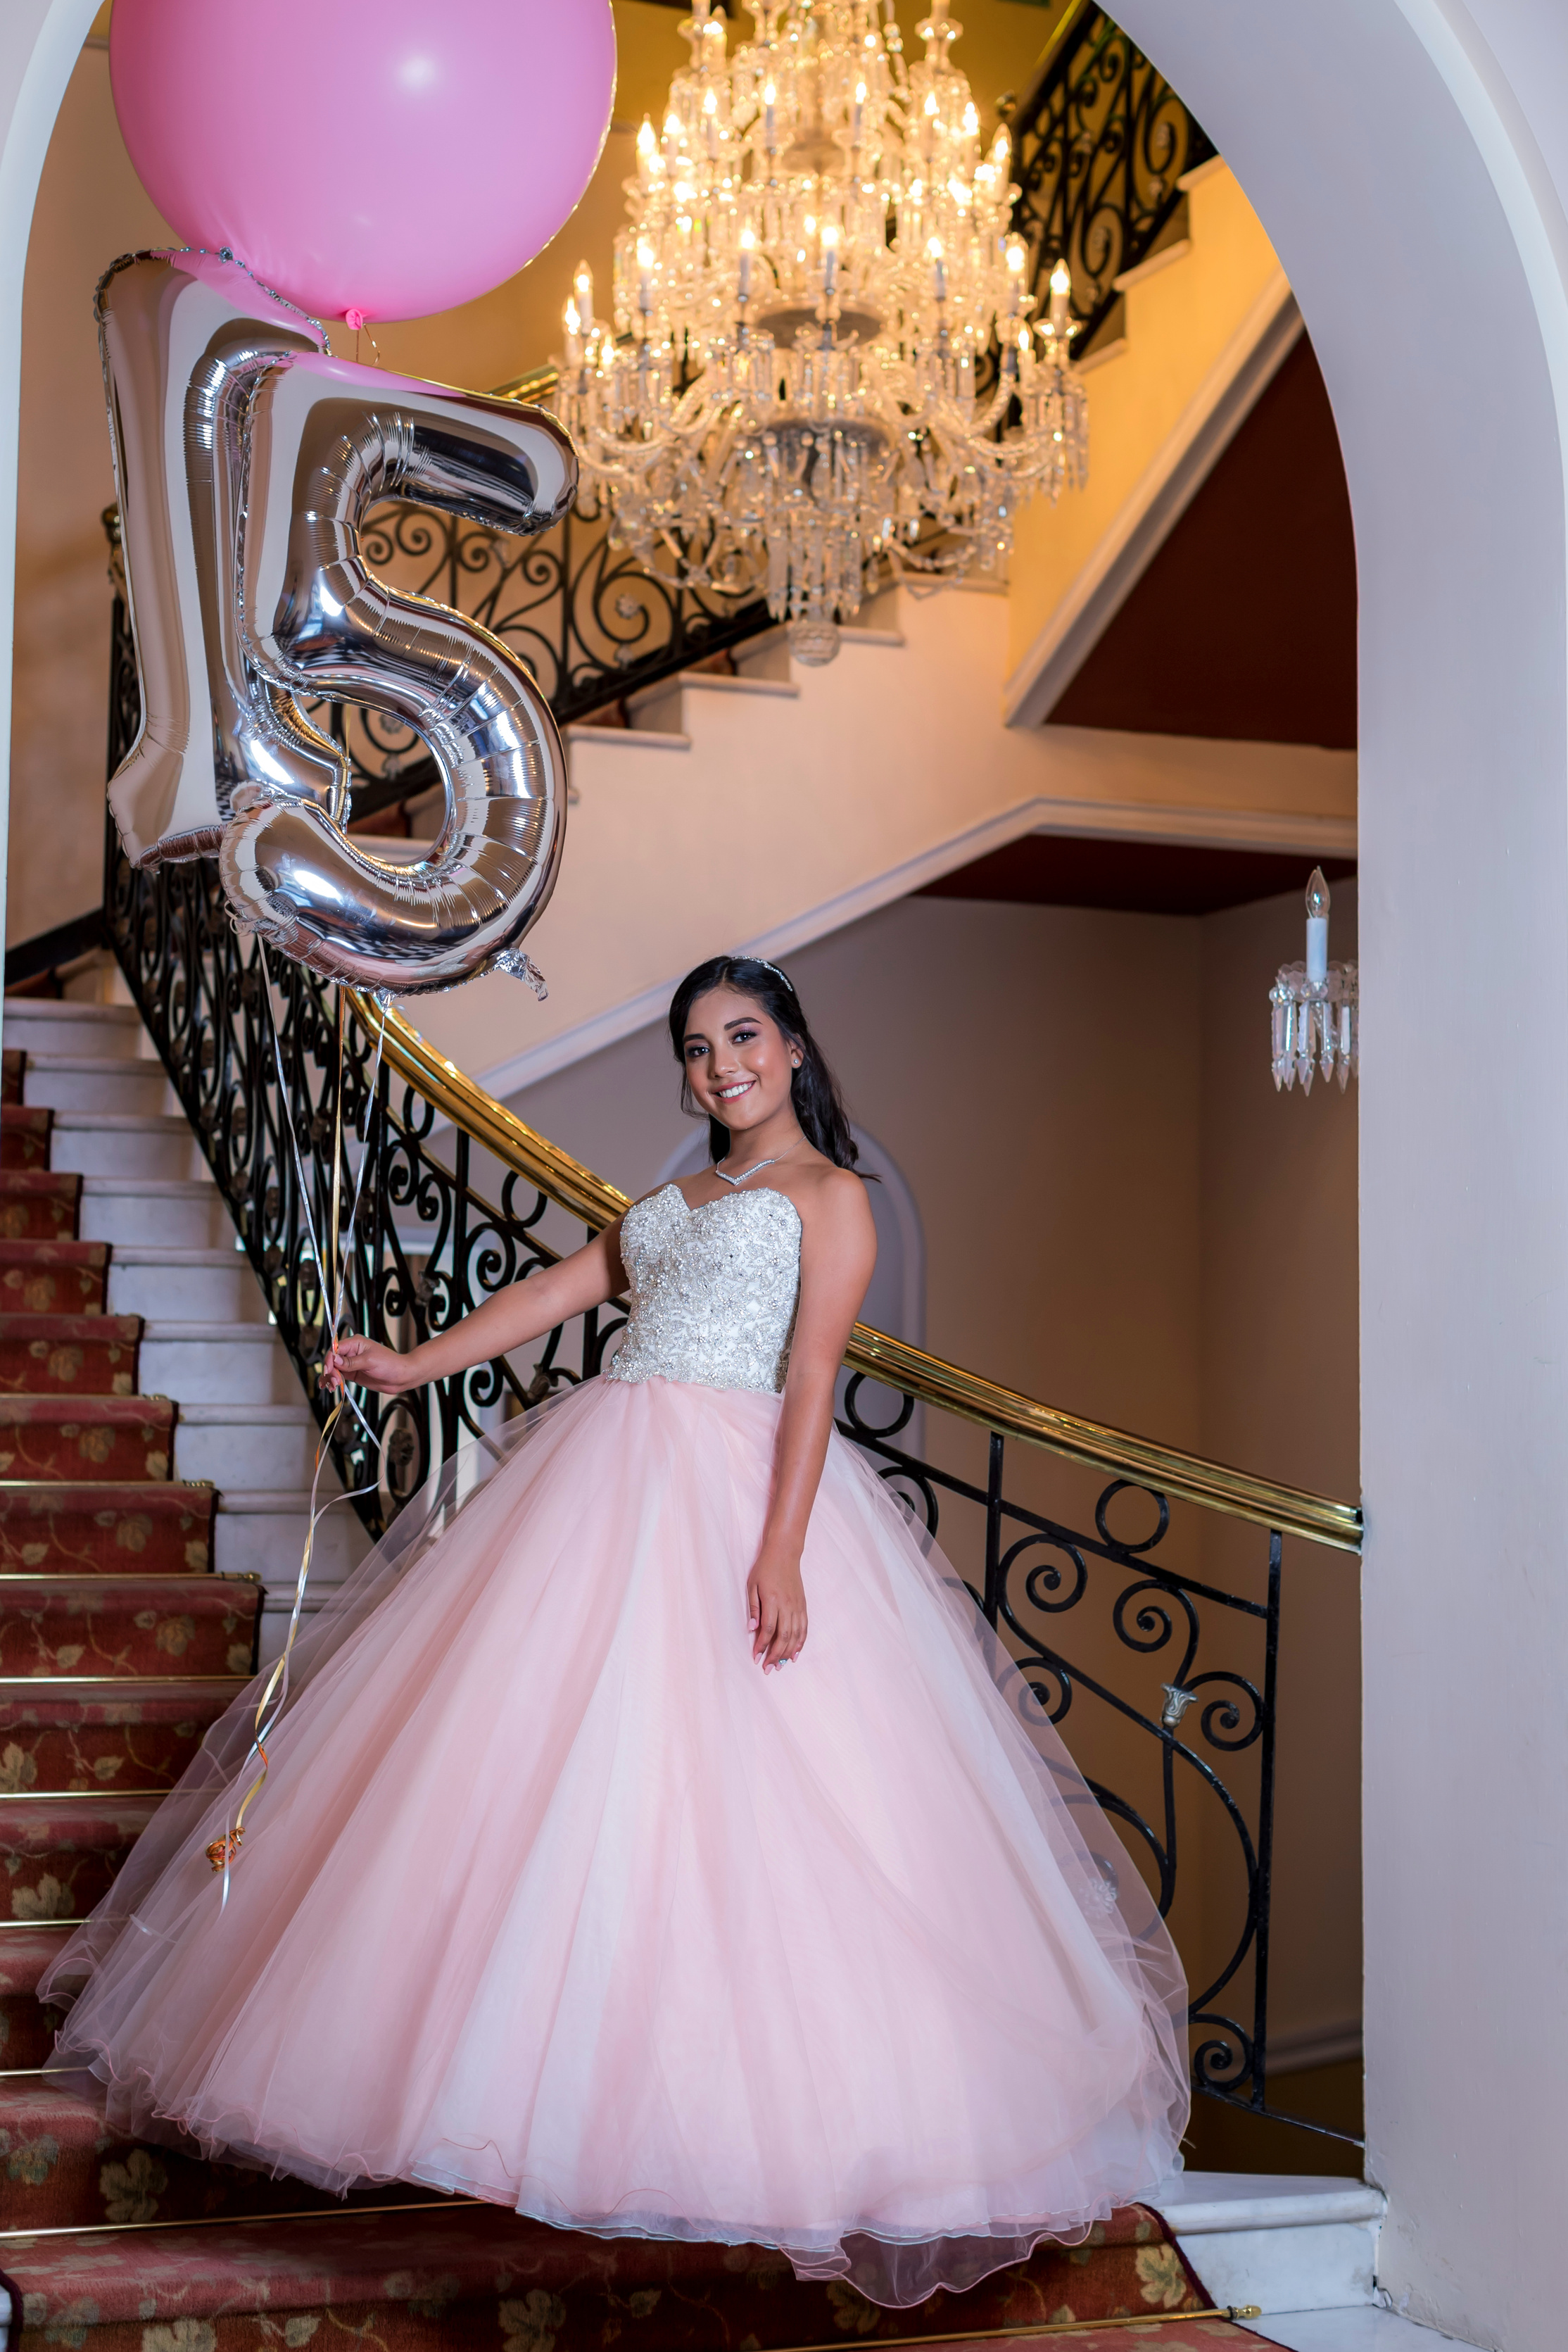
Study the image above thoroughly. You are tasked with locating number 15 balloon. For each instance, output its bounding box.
[101,247,575,995]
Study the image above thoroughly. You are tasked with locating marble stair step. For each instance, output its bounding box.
[1,1000,146,1062]
[141,1322,301,1405]
[79,1176,232,1248]
[106,1246,270,1323]
[0,1568,260,1678]
[22,1052,175,1118]
[46,1111,209,1182]
[216,1486,370,1593]
[175,1402,323,1488]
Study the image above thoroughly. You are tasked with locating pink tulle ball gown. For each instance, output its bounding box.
[44,1181,1189,2304]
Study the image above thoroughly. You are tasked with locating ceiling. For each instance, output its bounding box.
[1049,333,1357,750]
[918,834,1356,917]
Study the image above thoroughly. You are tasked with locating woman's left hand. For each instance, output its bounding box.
[747,1547,807,1672]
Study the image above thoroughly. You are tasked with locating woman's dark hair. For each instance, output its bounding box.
[669,955,868,1173]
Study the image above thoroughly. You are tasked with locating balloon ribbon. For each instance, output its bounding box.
[206,976,386,1899]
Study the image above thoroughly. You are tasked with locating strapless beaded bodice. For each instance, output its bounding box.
[607,1183,801,1396]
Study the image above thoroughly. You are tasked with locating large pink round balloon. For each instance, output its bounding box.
[110,0,616,322]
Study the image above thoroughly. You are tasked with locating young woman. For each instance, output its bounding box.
[44,955,1188,2304]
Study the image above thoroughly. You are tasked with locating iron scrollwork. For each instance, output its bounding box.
[1007,7,1217,356]
[836,1373,1347,2148]
[319,500,781,833]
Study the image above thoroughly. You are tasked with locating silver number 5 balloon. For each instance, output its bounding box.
[99,247,576,995]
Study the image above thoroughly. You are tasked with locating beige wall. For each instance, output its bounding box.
[512,887,1360,2058]
[11,43,168,942]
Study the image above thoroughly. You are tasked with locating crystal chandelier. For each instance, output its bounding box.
[552,0,1088,665]
[1270,869,1359,1093]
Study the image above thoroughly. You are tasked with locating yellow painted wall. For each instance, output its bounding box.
[1007,162,1288,678]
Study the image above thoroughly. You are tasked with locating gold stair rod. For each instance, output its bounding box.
[346,996,1360,1554]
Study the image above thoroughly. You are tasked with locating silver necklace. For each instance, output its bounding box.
[714,1147,795,1188]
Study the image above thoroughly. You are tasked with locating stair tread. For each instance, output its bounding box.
[0,1171,80,1195]
[106,1245,246,1266]
[143,1320,279,1341]
[0,1312,140,1340]
[50,1111,190,1133]
[0,2199,1179,2318]
[0,1918,72,1991]
[180,1401,314,1424]
[0,1394,173,1421]
[0,1792,162,1830]
[0,1570,255,1590]
[81,1176,217,1195]
[0,2196,507,2309]
[0,1240,106,1265]
[0,1674,245,1708]
[22,1052,162,1074]
[217,1488,327,1510]
[0,1480,213,1505]
[2,1002,141,1026]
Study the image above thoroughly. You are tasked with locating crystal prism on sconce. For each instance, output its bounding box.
[1270,868,1358,1094]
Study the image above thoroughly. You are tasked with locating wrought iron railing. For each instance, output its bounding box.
[1007,3,1215,356]
[101,596,1360,2151]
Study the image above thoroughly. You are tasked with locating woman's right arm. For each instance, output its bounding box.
[322,1222,626,1396]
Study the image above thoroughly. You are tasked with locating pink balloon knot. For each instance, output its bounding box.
[344,306,367,332]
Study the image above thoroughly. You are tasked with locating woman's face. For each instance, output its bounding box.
[682,987,801,1137]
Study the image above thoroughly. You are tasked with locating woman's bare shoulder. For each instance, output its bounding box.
[790,1157,876,1235]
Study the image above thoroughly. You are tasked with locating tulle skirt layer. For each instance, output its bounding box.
[44,1374,1189,2303]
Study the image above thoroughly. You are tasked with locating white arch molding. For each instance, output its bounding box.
[4,4,1568,2341]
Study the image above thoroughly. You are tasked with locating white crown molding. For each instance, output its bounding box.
[1002,273,1304,731]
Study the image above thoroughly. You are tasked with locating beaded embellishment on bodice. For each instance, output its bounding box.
[607,1183,802,1396]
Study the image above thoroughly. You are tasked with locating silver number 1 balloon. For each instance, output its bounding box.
[98,247,576,995]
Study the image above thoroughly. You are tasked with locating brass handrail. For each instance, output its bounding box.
[351,994,1363,1555]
